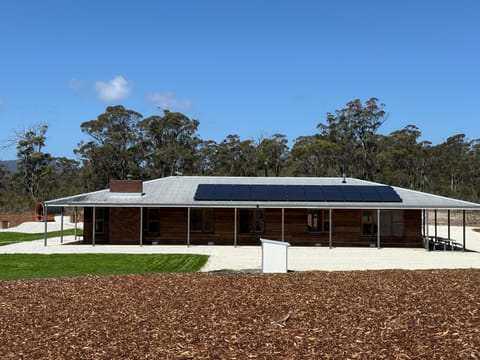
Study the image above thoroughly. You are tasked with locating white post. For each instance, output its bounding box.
[187,207,191,247]
[425,210,429,250]
[234,208,237,247]
[377,209,381,249]
[92,207,96,247]
[74,207,78,240]
[44,203,48,247]
[140,207,144,246]
[447,209,451,240]
[60,207,64,244]
[329,208,333,249]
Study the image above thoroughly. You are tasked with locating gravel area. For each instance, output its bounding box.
[1,270,479,359]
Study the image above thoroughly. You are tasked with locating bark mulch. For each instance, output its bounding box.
[1,269,479,359]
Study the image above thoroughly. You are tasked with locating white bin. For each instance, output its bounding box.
[260,238,290,273]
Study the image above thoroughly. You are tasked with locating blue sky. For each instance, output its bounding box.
[1,0,479,160]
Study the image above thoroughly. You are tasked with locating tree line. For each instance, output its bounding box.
[1,97,479,212]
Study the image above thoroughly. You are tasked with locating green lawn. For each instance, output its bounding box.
[0,253,209,280]
[0,229,80,246]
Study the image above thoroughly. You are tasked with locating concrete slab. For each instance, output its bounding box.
[0,221,83,233]
[427,225,480,252]
[1,235,480,272]
[1,223,480,272]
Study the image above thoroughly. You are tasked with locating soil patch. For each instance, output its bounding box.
[0,213,35,228]
[1,270,479,359]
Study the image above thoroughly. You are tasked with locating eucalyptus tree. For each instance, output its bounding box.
[194,140,220,175]
[377,125,424,188]
[215,135,257,176]
[289,135,339,176]
[465,139,480,201]
[14,123,52,202]
[256,134,289,176]
[76,105,144,190]
[0,163,7,190]
[0,164,10,210]
[317,98,386,180]
[426,134,470,198]
[138,110,200,178]
[47,157,83,198]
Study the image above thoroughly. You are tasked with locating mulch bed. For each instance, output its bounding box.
[1,270,479,359]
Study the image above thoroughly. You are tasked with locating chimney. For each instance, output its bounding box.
[109,179,143,194]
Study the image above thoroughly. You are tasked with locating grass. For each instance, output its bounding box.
[0,229,81,246]
[0,253,209,280]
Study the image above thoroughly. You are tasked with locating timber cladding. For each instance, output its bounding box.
[109,208,141,244]
[82,207,423,247]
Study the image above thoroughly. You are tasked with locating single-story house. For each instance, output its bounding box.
[44,176,480,248]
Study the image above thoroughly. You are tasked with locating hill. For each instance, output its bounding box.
[0,160,17,172]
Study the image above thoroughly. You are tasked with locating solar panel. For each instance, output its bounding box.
[322,186,345,201]
[250,185,272,201]
[212,184,233,200]
[263,185,286,201]
[286,186,306,201]
[231,185,251,200]
[194,184,215,200]
[304,186,325,201]
[358,186,382,202]
[376,186,402,202]
[194,184,402,202]
[342,187,364,201]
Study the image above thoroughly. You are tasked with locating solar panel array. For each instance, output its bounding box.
[194,184,402,202]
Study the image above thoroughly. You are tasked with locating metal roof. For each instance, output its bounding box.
[45,176,480,210]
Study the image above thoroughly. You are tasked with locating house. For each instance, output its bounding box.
[44,176,480,248]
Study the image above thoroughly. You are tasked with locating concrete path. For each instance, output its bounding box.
[1,222,480,272]
[1,235,480,272]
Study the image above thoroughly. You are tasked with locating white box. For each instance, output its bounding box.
[260,238,290,273]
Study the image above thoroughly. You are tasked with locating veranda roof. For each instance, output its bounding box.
[45,176,480,210]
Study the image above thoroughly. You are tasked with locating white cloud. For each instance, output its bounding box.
[94,75,131,101]
[147,91,192,111]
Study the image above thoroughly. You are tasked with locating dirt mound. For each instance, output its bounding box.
[0,213,35,228]
[1,270,479,359]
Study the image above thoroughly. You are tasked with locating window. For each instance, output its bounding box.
[144,208,160,235]
[362,210,377,236]
[362,210,404,237]
[94,208,105,234]
[307,210,330,232]
[190,208,214,233]
[239,209,265,233]
[381,210,404,237]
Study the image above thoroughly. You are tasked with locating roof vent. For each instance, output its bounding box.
[342,173,347,184]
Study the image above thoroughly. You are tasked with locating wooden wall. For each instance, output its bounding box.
[109,208,141,245]
[83,207,110,243]
[83,207,423,247]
